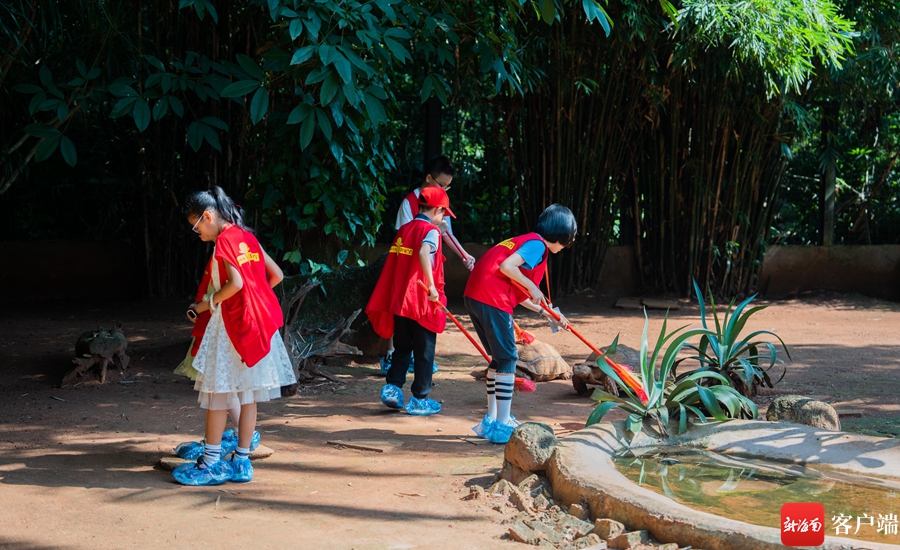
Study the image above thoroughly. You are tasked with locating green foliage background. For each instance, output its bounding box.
[0,0,895,299]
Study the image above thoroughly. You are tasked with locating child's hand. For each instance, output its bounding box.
[547,307,568,333]
[427,284,440,302]
[528,284,544,304]
[438,220,450,234]
[463,253,475,271]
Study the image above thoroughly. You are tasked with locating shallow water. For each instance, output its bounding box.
[613,447,900,545]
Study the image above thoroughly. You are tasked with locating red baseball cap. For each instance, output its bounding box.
[418,186,456,218]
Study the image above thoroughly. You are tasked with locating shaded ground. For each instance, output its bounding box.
[0,293,898,549]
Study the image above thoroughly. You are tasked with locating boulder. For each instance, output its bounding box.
[504,422,559,473]
[766,395,841,431]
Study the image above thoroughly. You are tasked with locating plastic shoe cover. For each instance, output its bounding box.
[172,459,233,486]
[487,421,514,444]
[174,441,205,461]
[381,384,405,409]
[507,415,521,428]
[405,397,442,416]
[220,432,239,459]
[229,456,254,483]
[471,414,495,438]
[406,362,440,374]
[379,354,392,376]
[249,430,261,451]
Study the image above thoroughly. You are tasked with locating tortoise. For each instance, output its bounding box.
[63,322,130,384]
[571,344,641,396]
[472,339,571,382]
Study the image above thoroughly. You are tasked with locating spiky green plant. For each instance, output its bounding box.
[683,280,791,397]
[587,310,758,441]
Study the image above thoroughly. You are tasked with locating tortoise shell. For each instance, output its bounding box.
[516,339,571,382]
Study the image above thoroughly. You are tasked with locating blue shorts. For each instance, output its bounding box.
[464,296,517,374]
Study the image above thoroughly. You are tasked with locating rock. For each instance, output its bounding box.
[508,487,534,512]
[487,479,516,497]
[505,422,559,473]
[525,519,564,544]
[533,494,550,510]
[573,534,607,549]
[156,456,189,471]
[499,460,533,486]
[557,514,594,537]
[656,544,678,550]
[568,503,590,521]
[249,444,274,459]
[593,518,625,540]
[509,521,539,544]
[518,473,544,495]
[462,485,485,501]
[607,530,648,549]
[766,395,841,431]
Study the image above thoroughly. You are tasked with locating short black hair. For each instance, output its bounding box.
[534,204,577,247]
[424,155,456,180]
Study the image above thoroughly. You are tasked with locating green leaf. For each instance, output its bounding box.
[76,59,87,78]
[39,65,63,99]
[291,45,316,66]
[220,80,261,98]
[110,97,138,118]
[363,94,387,125]
[169,96,185,117]
[316,108,332,140]
[319,72,339,105]
[34,134,61,162]
[187,121,203,151]
[287,103,312,125]
[540,0,556,25]
[586,401,619,426]
[108,82,140,97]
[198,122,221,151]
[133,99,151,132]
[337,250,349,265]
[12,84,43,94]
[59,135,77,167]
[332,51,352,84]
[250,88,269,124]
[236,54,265,80]
[145,55,166,71]
[299,113,316,149]
[383,37,411,62]
[289,19,304,41]
[152,97,169,121]
[420,75,434,103]
[24,123,60,138]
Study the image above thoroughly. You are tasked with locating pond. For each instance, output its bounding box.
[613,447,900,546]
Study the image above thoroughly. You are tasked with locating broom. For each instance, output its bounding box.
[510,279,648,403]
[417,280,536,393]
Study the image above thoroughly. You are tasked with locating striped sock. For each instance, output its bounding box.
[202,443,221,468]
[235,446,250,460]
[486,369,497,419]
[495,373,515,425]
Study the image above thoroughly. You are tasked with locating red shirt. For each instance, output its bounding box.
[404,191,419,218]
[464,233,548,314]
[366,219,447,337]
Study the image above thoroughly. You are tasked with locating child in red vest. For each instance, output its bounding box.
[381,156,475,375]
[173,187,297,485]
[366,187,455,416]
[464,204,576,443]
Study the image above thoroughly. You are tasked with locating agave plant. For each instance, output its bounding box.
[586,311,758,440]
[684,280,791,397]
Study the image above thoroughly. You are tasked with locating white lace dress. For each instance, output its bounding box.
[189,251,297,410]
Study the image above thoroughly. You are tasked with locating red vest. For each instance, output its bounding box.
[464,233,548,314]
[404,191,419,218]
[366,219,447,337]
[211,226,283,367]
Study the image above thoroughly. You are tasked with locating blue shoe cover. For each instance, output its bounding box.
[220,430,239,459]
[472,414,495,438]
[406,362,440,374]
[405,396,442,416]
[487,421,515,444]
[172,459,233,486]
[250,430,261,451]
[380,354,392,376]
[381,384,405,409]
[174,441,205,461]
[230,456,254,483]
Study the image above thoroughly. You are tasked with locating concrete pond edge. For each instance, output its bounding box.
[542,419,900,550]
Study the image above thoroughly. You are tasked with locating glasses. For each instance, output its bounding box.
[434,176,452,190]
[191,213,207,234]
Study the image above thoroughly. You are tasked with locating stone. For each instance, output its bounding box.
[505,422,559,473]
[593,518,625,540]
[157,456,189,471]
[656,544,678,550]
[557,515,594,538]
[508,486,534,513]
[766,395,841,431]
[487,479,516,497]
[249,444,274,459]
[525,519,565,544]
[509,521,539,544]
[573,534,607,549]
[518,473,544,494]
[607,530,648,549]
[568,502,590,521]
[499,460,533,486]
[533,494,550,510]
[462,485,485,501]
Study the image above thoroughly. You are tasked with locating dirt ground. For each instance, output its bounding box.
[0,292,898,549]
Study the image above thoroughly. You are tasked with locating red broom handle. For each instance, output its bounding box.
[417,280,491,364]
[509,279,604,357]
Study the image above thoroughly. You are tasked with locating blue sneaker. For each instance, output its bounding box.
[405,396,442,416]
[381,384,405,409]
[380,353,393,376]
[487,420,517,444]
[174,441,205,461]
[229,456,254,483]
[472,414,495,438]
[172,459,233,486]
